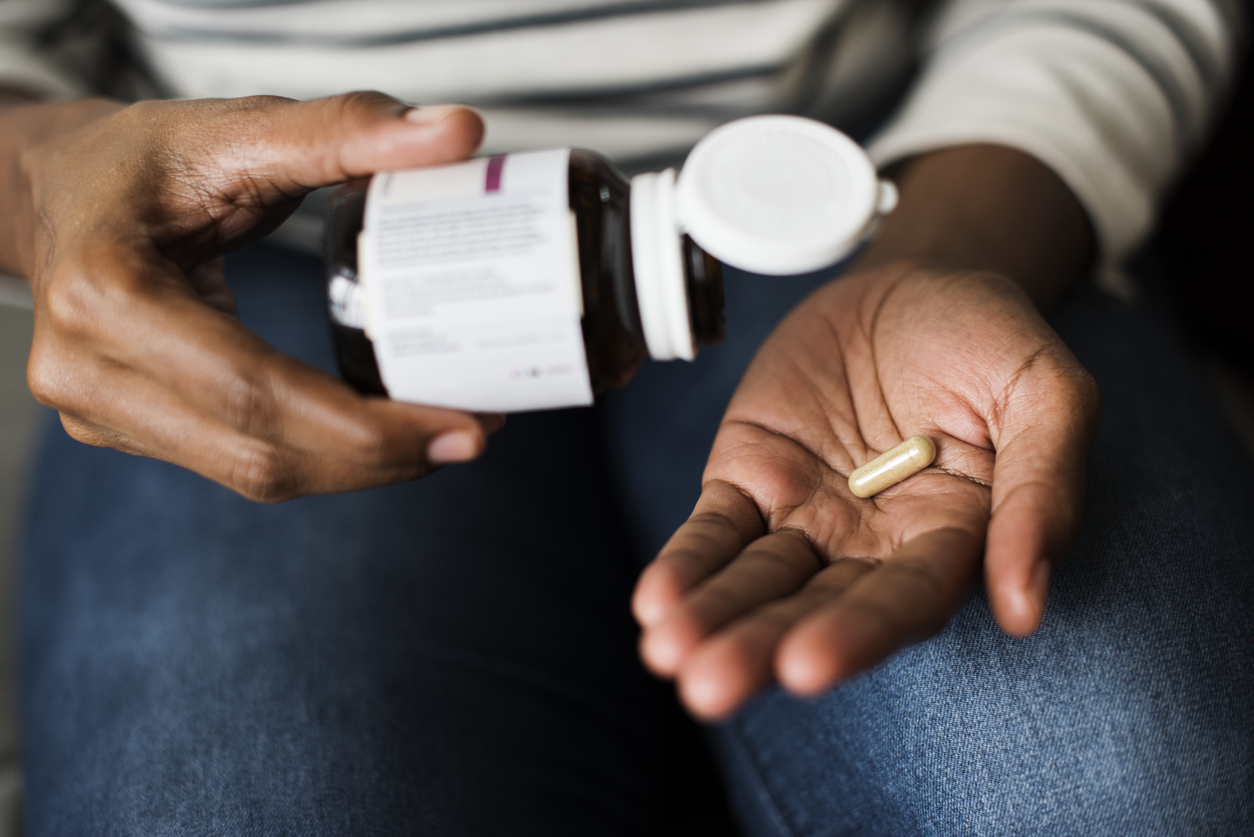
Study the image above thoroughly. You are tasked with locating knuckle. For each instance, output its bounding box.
[688,510,741,535]
[335,90,395,116]
[219,368,276,438]
[230,442,297,503]
[322,92,403,142]
[39,269,99,339]
[25,347,69,409]
[38,251,148,341]
[342,417,391,464]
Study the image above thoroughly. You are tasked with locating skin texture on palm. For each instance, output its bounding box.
[635,148,1101,720]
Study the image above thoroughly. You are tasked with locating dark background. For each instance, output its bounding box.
[1161,17,1254,378]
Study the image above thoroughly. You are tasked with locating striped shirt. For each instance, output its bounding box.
[0,0,1243,274]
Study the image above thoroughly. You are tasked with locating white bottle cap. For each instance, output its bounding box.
[675,115,894,276]
[630,168,694,361]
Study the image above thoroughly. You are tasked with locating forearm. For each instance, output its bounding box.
[855,144,1095,312]
[0,86,46,279]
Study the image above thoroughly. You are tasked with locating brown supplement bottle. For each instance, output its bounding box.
[324,116,896,413]
[325,149,724,411]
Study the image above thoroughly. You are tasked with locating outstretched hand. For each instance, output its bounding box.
[2,92,497,501]
[633,262,1099,719]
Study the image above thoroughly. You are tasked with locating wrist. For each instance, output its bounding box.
[0,96,124,278]
[853,144,1095,311]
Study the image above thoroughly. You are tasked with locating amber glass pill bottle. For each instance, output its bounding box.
[325,149,723,412]
[325,116,897,413]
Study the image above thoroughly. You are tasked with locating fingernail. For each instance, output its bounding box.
[427,430,480,464]
[405,104,479,126]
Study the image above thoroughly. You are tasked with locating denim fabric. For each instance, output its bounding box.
[19,243,1254,835]
[611,260,1254,836]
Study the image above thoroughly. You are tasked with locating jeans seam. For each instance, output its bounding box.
[726,716,804,837]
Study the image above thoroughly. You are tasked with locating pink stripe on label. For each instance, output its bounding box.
[485,156,505,192]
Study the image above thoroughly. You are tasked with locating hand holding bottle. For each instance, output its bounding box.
[0,92,499,501]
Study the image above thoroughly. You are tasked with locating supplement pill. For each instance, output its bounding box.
[847,435,937,498]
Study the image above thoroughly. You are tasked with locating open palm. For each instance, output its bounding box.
[633,262,1100,719]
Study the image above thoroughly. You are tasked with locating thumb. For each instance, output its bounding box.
[984,362,1100,636]
[205,91,485,196]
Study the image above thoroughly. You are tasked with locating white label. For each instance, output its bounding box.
[363,149,594,413]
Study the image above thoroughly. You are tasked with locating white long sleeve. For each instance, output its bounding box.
[868,0,1242,276]
[0,0,1241,266]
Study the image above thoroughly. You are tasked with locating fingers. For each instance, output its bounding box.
[34,333,490,500]
[29,254,495,501]
[128,285,473,459]
[19,91,495,501]
[26,95,486,264]
[639,527,819,677]
[985,363,1100,635]
[676,558,876,719]
[199,92,485,197]
[633,480,765,628]
[656,528,980,720]
[776,527,983,697]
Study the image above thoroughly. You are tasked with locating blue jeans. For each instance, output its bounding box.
[19,243,1254,835]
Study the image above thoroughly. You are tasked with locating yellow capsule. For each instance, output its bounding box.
[848,435,937,499]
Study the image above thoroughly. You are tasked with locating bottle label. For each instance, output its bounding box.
[362,149,594,413]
